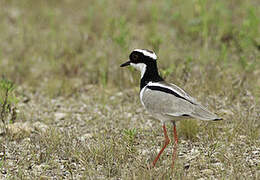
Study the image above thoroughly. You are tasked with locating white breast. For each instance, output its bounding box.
[140,85,147,107]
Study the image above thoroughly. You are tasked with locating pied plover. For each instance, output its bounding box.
[120,49,222,168]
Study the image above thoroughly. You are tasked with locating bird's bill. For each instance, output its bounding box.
[120,61,131,67]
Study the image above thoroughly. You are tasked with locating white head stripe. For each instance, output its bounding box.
[134,49,157,60]
[147,82,186,100]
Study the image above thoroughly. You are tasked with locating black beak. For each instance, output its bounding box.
[120,61,131,67]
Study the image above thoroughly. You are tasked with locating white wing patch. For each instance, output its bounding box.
[134,49,157,60]
[147,82,197,104]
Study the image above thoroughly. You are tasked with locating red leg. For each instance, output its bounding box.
[152,124,170,167]
[172,121,178,168]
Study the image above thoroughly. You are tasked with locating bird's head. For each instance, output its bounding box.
[120,49,157,77]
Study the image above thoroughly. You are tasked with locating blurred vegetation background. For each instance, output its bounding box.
[0,0,259,179]
[0,0,259,97]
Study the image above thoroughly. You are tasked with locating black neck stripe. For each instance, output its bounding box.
[147,86,195,105]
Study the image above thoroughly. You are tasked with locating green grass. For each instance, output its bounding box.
[0,0,259,179]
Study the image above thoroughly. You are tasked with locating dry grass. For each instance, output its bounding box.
[0,0,259,179]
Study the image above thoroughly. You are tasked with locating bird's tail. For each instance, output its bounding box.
[190,105,222,121]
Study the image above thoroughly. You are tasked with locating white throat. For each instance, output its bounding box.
[130,63,147,78]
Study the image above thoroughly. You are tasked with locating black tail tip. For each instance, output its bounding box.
[213,117,223,121]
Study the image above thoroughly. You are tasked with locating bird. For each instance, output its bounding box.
[120,49,222,168]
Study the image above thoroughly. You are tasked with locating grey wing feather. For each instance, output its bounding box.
[160,82,198,104]
[142,88,194,116]
[142,82,221,121]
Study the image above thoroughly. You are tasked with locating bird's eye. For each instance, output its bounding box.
[132,54,138,61]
